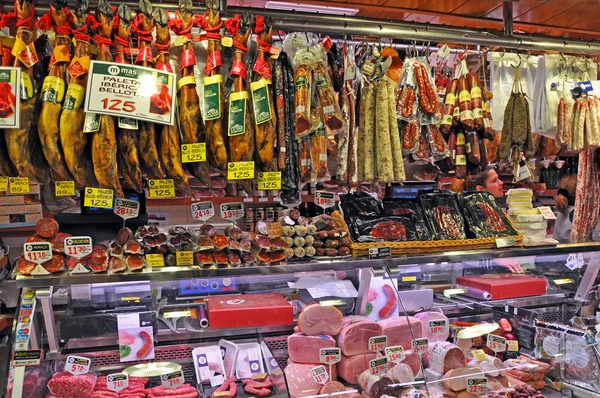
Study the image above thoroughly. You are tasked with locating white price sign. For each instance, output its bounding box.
[369,357,388,376]
[113,198,140,220]
[368,336,388,352]
[538,206,557,220]
[309,365,329,385]
[428,320,449,336]
[314,191,335,209]
[385,346,405,364]
[161,370,184,389]
[65,355,91,376]
[487,335,507,353]
[412,338,429,354]
[85,61,176,125]
[64,236,92,258]
[107,373,129,393]
[466,377,488,395]
[319,348,341,365]
[220,202,244,221]
[191,201,215,222]
[23,242,52,264]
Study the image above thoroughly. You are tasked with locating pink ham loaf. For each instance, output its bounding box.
[379,316,423,350]
[285,360,337,398]
[387,350,422,376]
[288,333,336,364]
[414,311,449,342]
[427,341,466,374]
[337,319,383,356]
[298,304,344,336]
[337,353,377,384]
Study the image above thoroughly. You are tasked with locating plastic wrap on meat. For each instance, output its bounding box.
[420,191,467,240]
[460,191,518,238]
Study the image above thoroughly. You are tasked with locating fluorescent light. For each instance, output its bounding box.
[264,1,359,16]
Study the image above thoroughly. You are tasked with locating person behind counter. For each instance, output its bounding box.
[552,174,600,241]
[465,168,504,199]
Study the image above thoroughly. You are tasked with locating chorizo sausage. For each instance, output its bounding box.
[467,72,484,130]
[441,79,458,134]
[458,74,474,130]
[455,132,467,179]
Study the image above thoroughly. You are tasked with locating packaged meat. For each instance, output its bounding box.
[285,361,337,398]
[357,369,393,398]
[288,333,336,364]
[427,341,466,375]
[206,294,293,329]
[456,275,547,300]
[192,345,225,383]
[379,316,423,350]
[460,192,518,238]
[337,319,383,356]
[383,198,432,241]
[467,355,506,377]
[298,304,343,336]
[47,372,96,396]
[236,342,265,379]
[337,353,377,384]
[219,339,239,377]
[420,190,467,240]
[443,366,484,391]
[414,311,449,342]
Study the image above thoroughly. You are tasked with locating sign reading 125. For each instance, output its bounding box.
[101,98,136,113]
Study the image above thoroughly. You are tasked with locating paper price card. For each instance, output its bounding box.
[385,346,405,364]
[181,143,206,163]
[220,202,244,221]
[369,357,388,376]
[309,365,329,385]
[12,349,42,367]
[472,349,487,361]
[228,161,255,180]
[368,336,387,352]
[314,191,335,209]
[466,377,488,395]
[176,251,193,266]
[23,242,52,264]
[9,177,29,194]
[412,338,429,354]
[0,177,7,191]
[65,355,91,376]
[83,187,114,209]
[0,67,20,128]
[538,206,557,220]
[191,201,215,222]
[487,334,507,353]
[85,61,176,125]
[55,181,75,196]
[257,171,281,190]
[507,340,519,352]
[114,198,140,220]
[161,370,184,389]
[107,373,129,393]
[146,254,165,267]
[148,179,175,198]
[65,236,92,258]
[429,320,448,336]
[319,348,341,365]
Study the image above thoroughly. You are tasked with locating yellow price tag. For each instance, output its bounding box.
[176,251,194,266]
[257,171,281,190]
[181,143,206,163]
[228,161,255,180]
[221,37,233,47]
[146,254,165,267]
[401,276,417,282]
[83,187,114,209]
[55,181,75,197]
[9,177,29,194]
[507,340,519,352]
[472,349,487,361]
[148,179,175,198]
[0,177,8,191]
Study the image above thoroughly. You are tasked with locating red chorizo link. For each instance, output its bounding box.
[244,385,271,396]
[403,121,419,149]
[466,132,481,164]
[415,62,436,114]
[448,130,457,169]
[400,87,416,118]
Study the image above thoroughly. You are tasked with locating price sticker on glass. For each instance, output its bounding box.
[65,356,91,376]
[385,346,405,364]
[228,161,255,180]
[319,348,341,365]
[161,370,184,389]
[148,179,175,198]
[64,236,92,258]
[191,201,215,222]
[487,335,507,353]
[9,177,29,194]
[181,143,206,163]
[314,191,335,209]
[309,365,329,385]
[55,181,75,197]
[83,187,114,209]
[114,198,140,220]
[220,202,244,221]
[369,357,388,376]
[368,336,387,352]
[107,373,129,393]
[257,171,281,190]
[23,242,52,264]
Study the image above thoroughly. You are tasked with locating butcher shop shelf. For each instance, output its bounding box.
[14,242,600,288]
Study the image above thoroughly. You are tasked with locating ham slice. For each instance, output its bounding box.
[337,353,377,384]
[285,361,337,398]
[319,381,346,394]
[288,333,336,364]
[443,366,484,391]
[427,342,466,374]
[389,350,422,376]
[378,316,423,350]
[337,319,383,356]
[414,311,449,342]
[298,304,344,336]
[383,363,414,383]
[467,355,506,377]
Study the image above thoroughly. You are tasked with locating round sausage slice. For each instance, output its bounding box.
[36,218,59,238]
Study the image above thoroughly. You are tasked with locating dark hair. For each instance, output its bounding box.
[556,174,577,213]
[465,169,493,191]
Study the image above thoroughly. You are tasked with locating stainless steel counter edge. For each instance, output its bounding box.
[14,242,600,288]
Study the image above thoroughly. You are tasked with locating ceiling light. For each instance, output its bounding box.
[264,1,359,16]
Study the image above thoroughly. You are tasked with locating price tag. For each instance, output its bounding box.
[368,247,391,259]
[148,179,175,198]
[12,349,42,367]
[228,161,255,180]
[55,181,75,196]
[23,242,52,264]
[385,346,405,364]
[220,202,244,221]
[176,251,193,266]
[64,236,92,258]
[181,143,206,163]
[221,37,233,47]
[161,370,184,389]
[487,334,507,353]
[496,238,516,248]
[368,336,388,352]
[443,288,465,299]
[107,373,129,393]
[314,191,335,209]
[369,357,388,376]
[0,177,7,191]
[65,355,91,376]
[466,377,488,395]
[113,198,140,220]
[428,320,449,336]
[146,254,165,267]
[191,201,215,222]
[412,338,428,354]
[9,177,29,194]
[537,206,557,220]
[472,349,488,361]
[319,348,341,365]
[310,365,329,385]
[507,340,519,352]
[83,187,114,209]
[402,276,417,282]
[257,171,281,190]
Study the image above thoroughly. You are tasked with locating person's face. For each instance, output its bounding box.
[477,169,504,198]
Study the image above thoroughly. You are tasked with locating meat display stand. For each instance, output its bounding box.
[6,242,600,398]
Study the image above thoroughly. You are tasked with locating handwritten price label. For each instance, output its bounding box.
[0,177,7,191]
[385,346,405,364]
[181,143,206,163]
[538,206,557,220]
[368,336,388,352]
[176,251,193,266]
[83,187,114,209]
[146,254,165,267]
[428,320,448,336]
[107,373,128,393]
[161,370,184,389]
[23,242,52,265]
[314,191,335,209]
[148,179,175,198]
[114,198,140,220]
[55,181,75,197]
[319,348,341,365]
[309,365,329,385]
[369,357,388,376]
[64,237,92,259]
[220,202,244,221]
[257,171,281,190]
[228,161,255,180]
[9,177,29,194]
[487,335,507,353]
[191,201,215,222]
[466,377,488,395]
[412,338,429,354]
[65,355,91,376]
